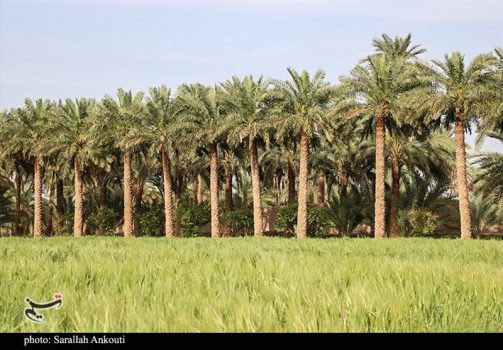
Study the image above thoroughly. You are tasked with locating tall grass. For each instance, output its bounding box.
[1,237,502,332]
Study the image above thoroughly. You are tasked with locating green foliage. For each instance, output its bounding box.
[273,68,334,135]
[327,188,366,236]
[223,209,254,236]
[87,209,118,236]
[57,212,74,236]
[176,202,211,237]
[396,171,452,233]
[275,204,331,237]
[0,37,501,241]
[1,238,502,332]
[275,205,298,236]
[471,192,503,238]
[474,152,503,201]
[177,84,227,145]
[99,89,145,153]
[138,207,162,237]
[412,52,498,126]
[401,208,438,236]
[0,191,14,233]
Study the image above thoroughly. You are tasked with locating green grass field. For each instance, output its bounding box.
[1,237,502,332]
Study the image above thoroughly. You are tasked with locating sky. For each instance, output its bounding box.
[1,0,502,151]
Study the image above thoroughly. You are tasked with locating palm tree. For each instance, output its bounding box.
[371,33,426,60]
[478,48,503,137]
[413,52,497,239]
[86,145,120,236]
[472,132,503,237]
[474,134,503,202]
[274,68,333,239]
[260,137,298,206]
[0,110,31,236]
[0,160,16,234]
[6,99,53,236]
[48,98,95,237]
[219,76,273,237]
[332,54,421,238]
[145,85,180,237]
[177,84,227,238]
[370,33,427,237]
[387,130,455,237]
[99,89,145,237]
[396,170,453,235]
[470,192,502,238]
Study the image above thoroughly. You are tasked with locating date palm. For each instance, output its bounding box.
[474,133,503,202]
[145,85,181,237]
[260,137,298,206]
[177,84,227,238]
[413,52,497,239]
[0,110,30,235]
[99,89,145,237]
[369,33,428,237]
[219,76,273,237]
[48,98,95,237]
[387,130,455,237]
[5,99,53,236]
[371,33,426,60]
[274,68,334,239]
[331,54,422,238]
[477,48,503,137]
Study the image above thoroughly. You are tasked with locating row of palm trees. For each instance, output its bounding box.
[1,34,501,239]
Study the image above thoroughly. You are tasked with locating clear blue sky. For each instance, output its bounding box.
[1,0,502,151]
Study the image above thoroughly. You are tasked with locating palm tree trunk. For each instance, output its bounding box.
[223,164,233,237]
[250,137,263,237]
[192,179,198,203]
[97,183,107,236]
[339,169,348,197]
[454,115,472,239]
[162,145,175,237]
[73,156,83,237]
[197,174,203,204]
[175,173,183,205]
[389,159,400,238]
[276,173,282,206]
[174,172,183,236]
[13,170,22,236]
[210,142,220,238]
[134,178,144,235]
[123,152,134,237]
[46,183,54,236]
[308,182,314,204]
[296,127,309,239]
[287,161,296,205]
[317,173,325,206]
[55,176,65,236]
[33,155,43,237]
[374,113,386,238]
[224,166,233,211]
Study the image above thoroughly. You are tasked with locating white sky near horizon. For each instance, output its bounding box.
[0,0,502,152]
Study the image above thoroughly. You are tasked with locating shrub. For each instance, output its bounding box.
[275,204,331,237]
[223,209,254,236]
[138,206,163,236]
[87,208,118,236]
[326,189,366,236]
[406,208,438,236]
[176,202,211,237]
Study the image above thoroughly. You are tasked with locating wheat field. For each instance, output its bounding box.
[1,237,502,332]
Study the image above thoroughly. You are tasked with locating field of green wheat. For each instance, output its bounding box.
[1,237,502,332]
